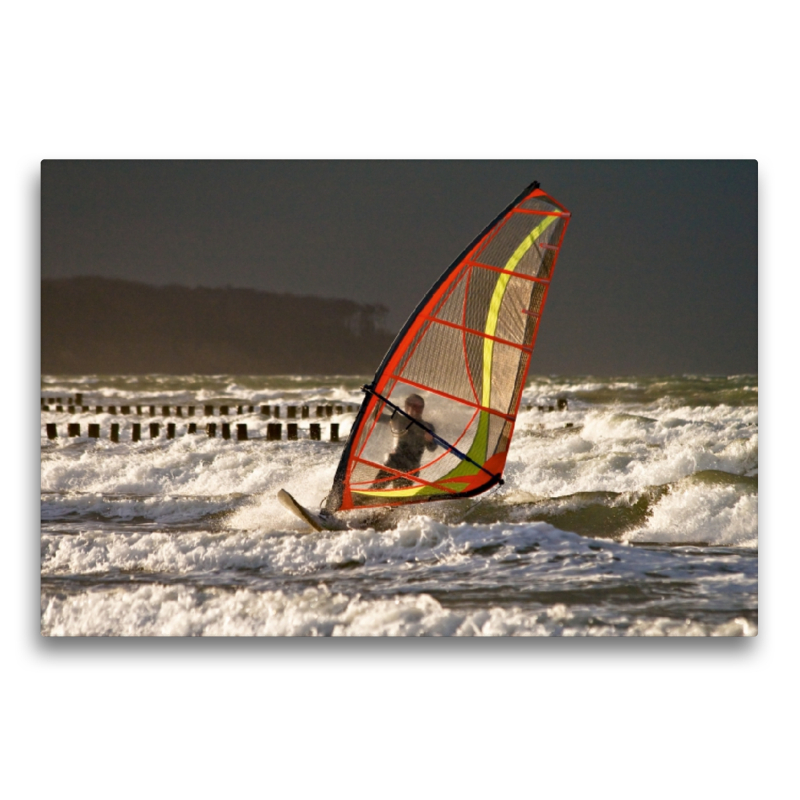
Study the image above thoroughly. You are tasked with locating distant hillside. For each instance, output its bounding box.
[41,277,396,375]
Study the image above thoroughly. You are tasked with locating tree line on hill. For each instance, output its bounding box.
[41,277,396,375]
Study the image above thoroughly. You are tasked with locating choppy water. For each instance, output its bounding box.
[40,374,758,636]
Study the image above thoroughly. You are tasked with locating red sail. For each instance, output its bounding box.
[325,183,571,513]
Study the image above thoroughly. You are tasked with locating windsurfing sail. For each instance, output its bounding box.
[324,181,571,513]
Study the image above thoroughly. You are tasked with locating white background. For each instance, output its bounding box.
[7,2,793,797]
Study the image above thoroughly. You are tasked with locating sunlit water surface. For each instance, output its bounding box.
[41,374,757,636]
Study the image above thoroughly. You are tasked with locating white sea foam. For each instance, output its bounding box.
[41,437,344,499]
[508,404,757,498]
[42,390,757,547]
[624,483,758,547]
[40,583,756,637]
[42,518,562,577]
[41,375,758,636]
[41,512,756,612]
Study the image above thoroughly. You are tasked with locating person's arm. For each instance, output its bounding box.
[424,423,437,451]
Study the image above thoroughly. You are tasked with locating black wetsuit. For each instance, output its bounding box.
[374,412,437,488]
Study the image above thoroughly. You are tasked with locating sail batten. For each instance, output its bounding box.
[324,183,571,513]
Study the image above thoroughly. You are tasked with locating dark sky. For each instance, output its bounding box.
[41,160,757,375]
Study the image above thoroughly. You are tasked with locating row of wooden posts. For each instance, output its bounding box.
[44,421,341,442]
[40,401,356,418]
[42,399,568,415]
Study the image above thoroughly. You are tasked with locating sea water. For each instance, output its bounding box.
[40,374,758,636]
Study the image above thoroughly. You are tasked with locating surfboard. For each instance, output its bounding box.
[277,489,334,532]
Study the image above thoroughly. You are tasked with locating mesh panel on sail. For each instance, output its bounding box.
[538,249,557,281]
[472,213,555,270]
[488,339,524,413]
[509,350,532,418]
[416,449,467,485]
[488,413,513,456]
[464,331,484,404]
[350,459,380,488]
[431,269,468,325]
[518,197,565,213]
[527,282,547,324]
[463,267,500,333]
[540,215,565,246]
[494,273,536,346]
[509,238,546,278]
[353,401,383,461]
[398,322,479,405]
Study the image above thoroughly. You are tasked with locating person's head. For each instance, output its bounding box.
[404,394,425,418]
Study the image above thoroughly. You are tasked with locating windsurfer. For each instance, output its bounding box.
[373,393,437,488]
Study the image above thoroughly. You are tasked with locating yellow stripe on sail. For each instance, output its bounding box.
[352,481,470,499]
[481,215,558,407]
